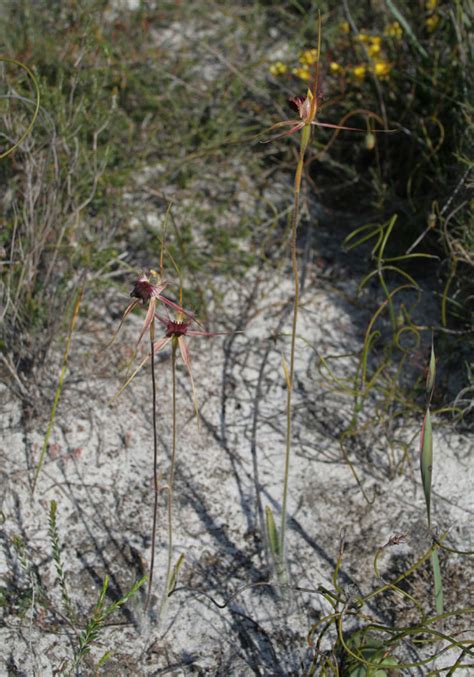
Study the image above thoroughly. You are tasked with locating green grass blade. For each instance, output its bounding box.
[0,58,41,159]
[420,408,433,528]
[426,339,436,396]
[265,506,281,560]
[384,0,429,57]
[431,548,444,615]
[167,553,185,596]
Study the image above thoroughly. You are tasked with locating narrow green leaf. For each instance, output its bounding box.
[384,0,429,57]
[265,506,281,559]
[431,548,444,614]
[426,339,436,395]
[0,58,41,159]
[167,554,185,595]
[420,408,433,527]
[97,651,111,668]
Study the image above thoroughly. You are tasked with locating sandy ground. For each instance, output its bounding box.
[1,240,473,675]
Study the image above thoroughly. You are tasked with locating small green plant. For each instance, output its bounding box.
[342,631,400,676]
[71,574,146,674]
[306,536,472,675]
[47,500,75,622]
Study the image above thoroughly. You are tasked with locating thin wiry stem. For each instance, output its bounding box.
[280,125,310,560]
[163,342,178,608]
[145,317,158,611]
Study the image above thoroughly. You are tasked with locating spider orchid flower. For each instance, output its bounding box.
[154,313,228,379]
[109,310,232,406]
[267,88,370,141]
[153,313,231,417]
[111,272,194,348]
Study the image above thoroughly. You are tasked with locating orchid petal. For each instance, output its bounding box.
[151,282,167,297]
[105,299,140,349]
[157,294,195,320]
[312,121,367,132]
[137,298,157,346]
[186,330,230,337]
[264,124,304,143]
[109,351,150,405]
[268,119,302,130]
[153,336,172,354]
[178,335,191,370]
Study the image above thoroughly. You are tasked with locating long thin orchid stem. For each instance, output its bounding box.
[164,342,178,606]
[145,317,158,611]
[280,125,311,561]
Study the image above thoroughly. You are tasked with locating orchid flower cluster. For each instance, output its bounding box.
[111,271,227,405]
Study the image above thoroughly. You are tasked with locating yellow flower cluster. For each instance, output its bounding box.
[426,14,440,31]
[351,58,392,81]
[299,49,318,65]
[269,61,288,76]
[425,0,441,32]
[352,64,366,80]
[384,21,403,39]
[269,48,319,82]
[269,20,399,83]
[292,66,311,81]
[373,60,391,79]
[329,62,343,74]
[352,31,392,81]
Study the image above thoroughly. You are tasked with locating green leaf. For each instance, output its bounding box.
[167,554,185,595]
[384,0,429,57]
[426,339,436,395]
[431,548,444,614]
[265,506,281,559]
[420,408,433,528]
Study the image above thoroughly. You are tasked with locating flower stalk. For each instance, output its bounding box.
[164,342,178,610]
[145,315,159,611]
[280,124,311,558]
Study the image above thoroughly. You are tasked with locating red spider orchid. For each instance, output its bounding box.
[110,272,194,348]
[266,13,392,143]
[268,87,370,141]
[153,312,230,414]
[109,310,231,407]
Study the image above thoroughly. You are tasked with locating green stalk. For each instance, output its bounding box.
[162,342,178,613]
[280,124,311,560]
[145,317,158,611]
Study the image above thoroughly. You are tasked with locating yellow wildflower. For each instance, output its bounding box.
[292,66,311,81]
[370,35,382,46]
[329,62,343,74]
[299,49,318,65]
[426,14,440,31]
[269,61,288,76]
[352,64,366,80]
[426,0,438,10]
[373,60,391,79]
[367,43,381,57]
[339,21,350,34]
[357,33,371,43]
[384,21,403,39]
